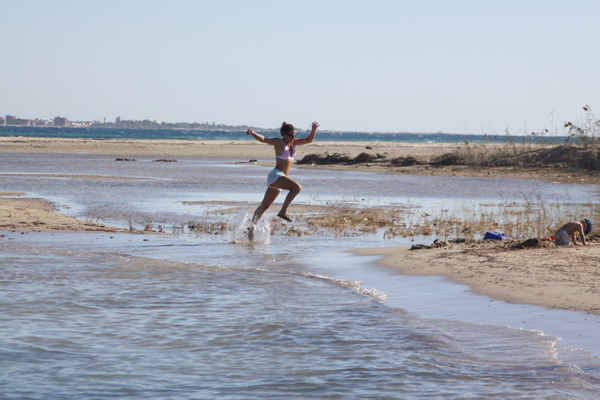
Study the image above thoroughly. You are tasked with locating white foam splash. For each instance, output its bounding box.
[304,273,389,303]
[227,209,271,244]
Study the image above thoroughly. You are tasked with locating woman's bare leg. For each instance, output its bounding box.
[251,176,301,227]
[270,176,302,218]
[252,187,281,224]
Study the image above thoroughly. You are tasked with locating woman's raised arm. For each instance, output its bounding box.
[295,121,319,146]
[247,129,279,145]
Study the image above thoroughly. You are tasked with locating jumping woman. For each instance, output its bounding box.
[246,121,319,227]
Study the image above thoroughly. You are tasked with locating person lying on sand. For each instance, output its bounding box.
[554,219,592,246]
[247,121,319,225]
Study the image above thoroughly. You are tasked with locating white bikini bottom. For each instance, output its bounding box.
[267,168,286,191]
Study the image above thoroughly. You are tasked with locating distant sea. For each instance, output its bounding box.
[0,126,568,144]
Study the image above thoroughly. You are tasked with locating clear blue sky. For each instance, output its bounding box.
[2,0,599,134]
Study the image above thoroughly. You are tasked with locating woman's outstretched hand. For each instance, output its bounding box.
[311,121,319,133]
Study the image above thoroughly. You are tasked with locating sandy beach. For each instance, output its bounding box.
[354,240,600,316]
[0,192,128,233]
[2,136,599,316]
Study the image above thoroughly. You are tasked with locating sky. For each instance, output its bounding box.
[2,0,599,134]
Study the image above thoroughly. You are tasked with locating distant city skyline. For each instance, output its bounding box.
[2,1,599,135]
[1,114,72,128]
[0,113,439,133]
[0,113,259,130]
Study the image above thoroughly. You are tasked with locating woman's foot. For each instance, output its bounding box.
[277,213,292,222]
[245,226,254,241]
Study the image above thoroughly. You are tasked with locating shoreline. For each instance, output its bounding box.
[0,193,129,234]
[353,241,600,316]
[4,190,600,316]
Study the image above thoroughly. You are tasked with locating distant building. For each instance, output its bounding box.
[6,115,32,126]
[32,119,49,127]
[69,121,92,128]
[0,116,4,125]
[54,116,69,127]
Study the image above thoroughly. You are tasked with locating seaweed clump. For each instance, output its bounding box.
[297,152,386,165]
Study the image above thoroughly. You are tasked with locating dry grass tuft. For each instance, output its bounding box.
[303,206,406,236]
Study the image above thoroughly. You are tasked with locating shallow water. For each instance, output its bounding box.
[2,152,597,229]
[2,236,600,399]
[2,152,600,399]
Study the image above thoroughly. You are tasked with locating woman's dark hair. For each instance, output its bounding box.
[280,122,295,136]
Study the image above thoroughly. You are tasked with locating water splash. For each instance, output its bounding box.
[227,209,271,244]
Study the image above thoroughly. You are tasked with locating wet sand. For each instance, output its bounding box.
[0,193,128,233]
[2,137,600,315]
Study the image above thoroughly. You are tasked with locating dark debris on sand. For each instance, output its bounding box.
[410,237,560,251]
[297,152,387,165]
[410,239,452,250]
[299,145,600,172]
